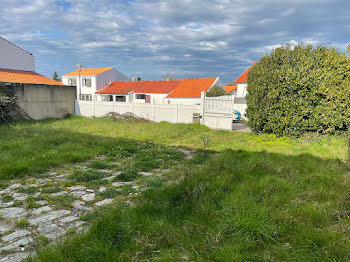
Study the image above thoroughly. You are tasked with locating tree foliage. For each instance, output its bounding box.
[52,72,60,81]
[246,43,350,136]
[206,86,227,97]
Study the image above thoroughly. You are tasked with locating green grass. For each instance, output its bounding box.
[16,219,29,228]
[0,116,348,261]
[1,195,13,203]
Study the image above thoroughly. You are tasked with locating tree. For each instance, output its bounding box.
[206,86,227,97]
[246,43,350,137]
[52,72,60,82]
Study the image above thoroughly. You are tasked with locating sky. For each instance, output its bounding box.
[1,0,349,84]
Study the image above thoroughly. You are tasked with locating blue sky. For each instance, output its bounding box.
[1,0,349,83]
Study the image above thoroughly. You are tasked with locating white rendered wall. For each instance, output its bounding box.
[237,83,248,97]
[165,97,201,105]
[76,100,201,124]
[0,37,35,71]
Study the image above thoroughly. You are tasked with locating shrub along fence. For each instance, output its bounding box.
[246,43,350,137]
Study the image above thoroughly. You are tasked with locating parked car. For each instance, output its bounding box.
[233,110,241,121]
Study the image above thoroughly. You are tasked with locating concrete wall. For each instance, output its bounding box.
[7,83,76,120]
[0,37,35,72]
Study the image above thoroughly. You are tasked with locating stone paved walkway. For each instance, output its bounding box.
[0,162,172,262]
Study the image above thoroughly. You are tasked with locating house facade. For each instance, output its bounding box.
[166,77,224,105]
[232,62,257,97]
[62,67,130,101]
[224,85,237,95]
[0,35,62,86]
[96,80,181,103]
[0,36,35,72]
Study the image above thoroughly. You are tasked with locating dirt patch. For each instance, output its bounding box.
[102,112,150,123]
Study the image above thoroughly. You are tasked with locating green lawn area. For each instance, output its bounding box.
[1,116,349,261]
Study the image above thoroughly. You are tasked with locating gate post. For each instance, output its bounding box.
[200,91,205,125]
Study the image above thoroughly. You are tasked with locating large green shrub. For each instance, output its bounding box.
[246,43,350,136]
[206,86,227,97]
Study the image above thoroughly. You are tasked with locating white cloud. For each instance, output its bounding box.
[0,0,348,83]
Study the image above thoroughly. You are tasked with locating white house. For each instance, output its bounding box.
[232,62,257,97]
[62,67,130,101]
[166,77,224,105]
[0,36,35,72]
[96,80,181,103]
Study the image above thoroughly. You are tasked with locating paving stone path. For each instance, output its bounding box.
[0,163,172,262]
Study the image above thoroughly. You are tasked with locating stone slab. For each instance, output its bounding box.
[0,252,29,262]
[0,207,27,219]
[95,199,113,206]
[70,190,86,197]
[0,237,33,252]
[2,230,31,242]
[29,210,70,226]
[32,206,53,215]
[0,222,12,234]
[37,223,65,239]
[81,193,95,201]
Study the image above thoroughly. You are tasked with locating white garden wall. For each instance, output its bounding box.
[75,100,201,124]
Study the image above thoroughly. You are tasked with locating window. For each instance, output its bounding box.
[68,78,77,86]
[136,94,146,99]
[115,96,126,102]
[79,94,92,101]
[82,78,92,87]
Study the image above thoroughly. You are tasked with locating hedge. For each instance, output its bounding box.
[246,43,350,137]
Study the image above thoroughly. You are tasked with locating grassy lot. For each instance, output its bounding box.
[0,116,348,261]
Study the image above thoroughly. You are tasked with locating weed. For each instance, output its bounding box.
[48,195,75,209]
[12,200,23,207]
[41,185,63,194]
[16,219,29,228]
[97,188,119,199]
[68,169,106,182]
[117,170,141,182]
[88,161,110,170]
[1,195,13,203]
[18,186,38,195]
[37,235,50,246]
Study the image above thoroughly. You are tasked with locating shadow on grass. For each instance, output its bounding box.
[26,147,350,262]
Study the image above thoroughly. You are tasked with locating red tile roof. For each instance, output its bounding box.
[63,67,113,77]
[0,69,63,85]
[233,62,257,83]
[224,85,237,93]
[167,78,217,98]
[96,80,182,95]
